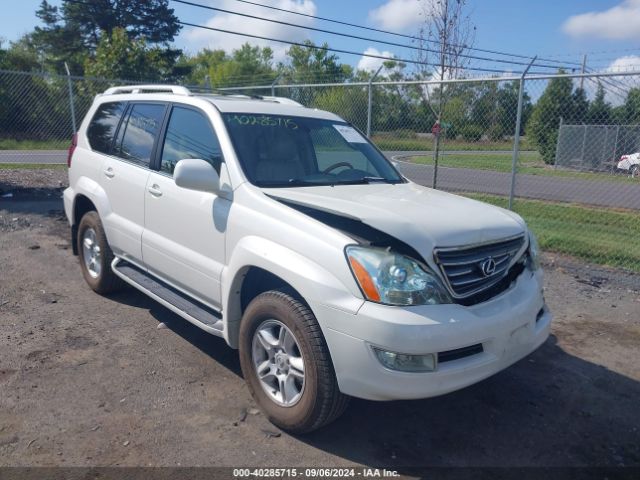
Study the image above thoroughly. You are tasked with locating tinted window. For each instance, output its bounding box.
[87,102,125,154]
[114,103,165,167]
[160,107,223,175]
[223,113,402,187]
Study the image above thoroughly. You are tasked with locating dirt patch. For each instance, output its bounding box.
[0,170,639,469]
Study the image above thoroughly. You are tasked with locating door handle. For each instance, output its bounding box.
[103,167,115,178]
[147,184,163,197]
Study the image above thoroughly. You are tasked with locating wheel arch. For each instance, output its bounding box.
[69,177,112,255]
[221,237,363,348]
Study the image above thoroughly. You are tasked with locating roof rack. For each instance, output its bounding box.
[102,85,192,96]
[261,96,304,107]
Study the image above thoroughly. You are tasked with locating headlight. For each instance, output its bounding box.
[527,230,540,271]
[345,246,451,305]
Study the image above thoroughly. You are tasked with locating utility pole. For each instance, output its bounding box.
[579,54,587,90]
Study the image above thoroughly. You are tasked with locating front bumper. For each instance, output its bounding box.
[312,268,550,401]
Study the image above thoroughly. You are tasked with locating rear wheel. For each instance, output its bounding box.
[631,165,639,179]
[77,211,124,294]
[239,290,349,433]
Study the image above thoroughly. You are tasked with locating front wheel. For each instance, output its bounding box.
[239,290,349,433]
[631,165,639,179]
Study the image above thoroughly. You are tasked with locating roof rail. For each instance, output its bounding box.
[102,85,191,96]
[261,96,304,107]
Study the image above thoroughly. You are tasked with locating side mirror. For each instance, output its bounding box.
[174,159,229,197]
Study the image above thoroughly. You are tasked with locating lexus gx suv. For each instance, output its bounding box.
[64,85,551,433]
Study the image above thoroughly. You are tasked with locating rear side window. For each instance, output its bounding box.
[160,106,223,175]
[114,103,166,167]
[86,102,126,154]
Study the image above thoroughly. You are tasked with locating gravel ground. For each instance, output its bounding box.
[1,169,639,470]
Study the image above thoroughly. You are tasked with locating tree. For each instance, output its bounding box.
[572,87,589,123]
[0,37,42,71]
[313,87,368,131]
[414,0,476,187]
[83,27,171,81]
[623,87,640,124]
[588,82,612,124]
[283,41,350,84]
[497,81,532,137]
[32,0,181,74]
[527,73,574,164]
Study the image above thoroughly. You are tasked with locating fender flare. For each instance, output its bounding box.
[71,176,113,226]
[221,236,363,348]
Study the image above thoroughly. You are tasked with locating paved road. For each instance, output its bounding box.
[395,159,640,210]
[2,149,638,209]
[0,149,67,164]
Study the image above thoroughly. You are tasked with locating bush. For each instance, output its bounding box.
[459,124,484,142]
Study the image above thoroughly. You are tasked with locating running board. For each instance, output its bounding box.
[111,258,224,337]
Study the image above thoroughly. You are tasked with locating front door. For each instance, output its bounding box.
[142,105,229,309]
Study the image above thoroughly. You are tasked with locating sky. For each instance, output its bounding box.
[3,0,640,78]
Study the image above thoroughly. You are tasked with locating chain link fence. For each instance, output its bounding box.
[1,68,639,273]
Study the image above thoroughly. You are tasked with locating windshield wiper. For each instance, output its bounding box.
[335,176,396,185]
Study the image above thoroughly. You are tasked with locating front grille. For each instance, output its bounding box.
[434,235,526,299]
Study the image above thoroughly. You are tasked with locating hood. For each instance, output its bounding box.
[263,182,526,264]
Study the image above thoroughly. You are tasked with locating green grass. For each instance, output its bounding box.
[408,153,636,184]
[465,193,640,272]
[371,135,533,152]
[0,139,68,150]
[0,163,67,170]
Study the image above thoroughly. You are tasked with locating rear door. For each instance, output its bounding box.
[142,104,228,308]
[100,102,167,264]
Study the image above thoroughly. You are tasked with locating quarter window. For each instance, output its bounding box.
[160,107,223,175]
[114,103,165,167]
[86,102,126,154]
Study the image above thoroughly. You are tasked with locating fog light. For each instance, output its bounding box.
[373,347,436,372]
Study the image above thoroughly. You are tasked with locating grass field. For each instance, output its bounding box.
[0,163,67,170]
[371,135,533,152]
[465,193,640,272]
[408,152,635,183]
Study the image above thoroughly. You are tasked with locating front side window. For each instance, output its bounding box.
[160,107,223,175]
[222,113,403,187]
[114,103,165,167]
[87,102,126,154]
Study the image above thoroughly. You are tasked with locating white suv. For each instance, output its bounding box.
[64,85,551,433]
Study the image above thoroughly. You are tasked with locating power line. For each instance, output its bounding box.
[221,0,580,67]
[172,0,575,71]
[177,20,527,75]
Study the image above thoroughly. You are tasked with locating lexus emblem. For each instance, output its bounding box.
[480,257,497,277]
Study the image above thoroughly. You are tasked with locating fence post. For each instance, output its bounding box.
[580,124,588,171]
[271,74,282,97]
[508,56,537,210]
[366,65,384,138]
[611,125,620,175]
[553,116,563,169]
[64,62,77,134]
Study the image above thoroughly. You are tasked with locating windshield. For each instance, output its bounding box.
[222,113,404,187]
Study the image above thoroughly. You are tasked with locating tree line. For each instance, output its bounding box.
[1,0,639,163]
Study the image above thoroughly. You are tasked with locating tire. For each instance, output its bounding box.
[239,290,349,433]
[631,165,639,179]
[77,211,124,294]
